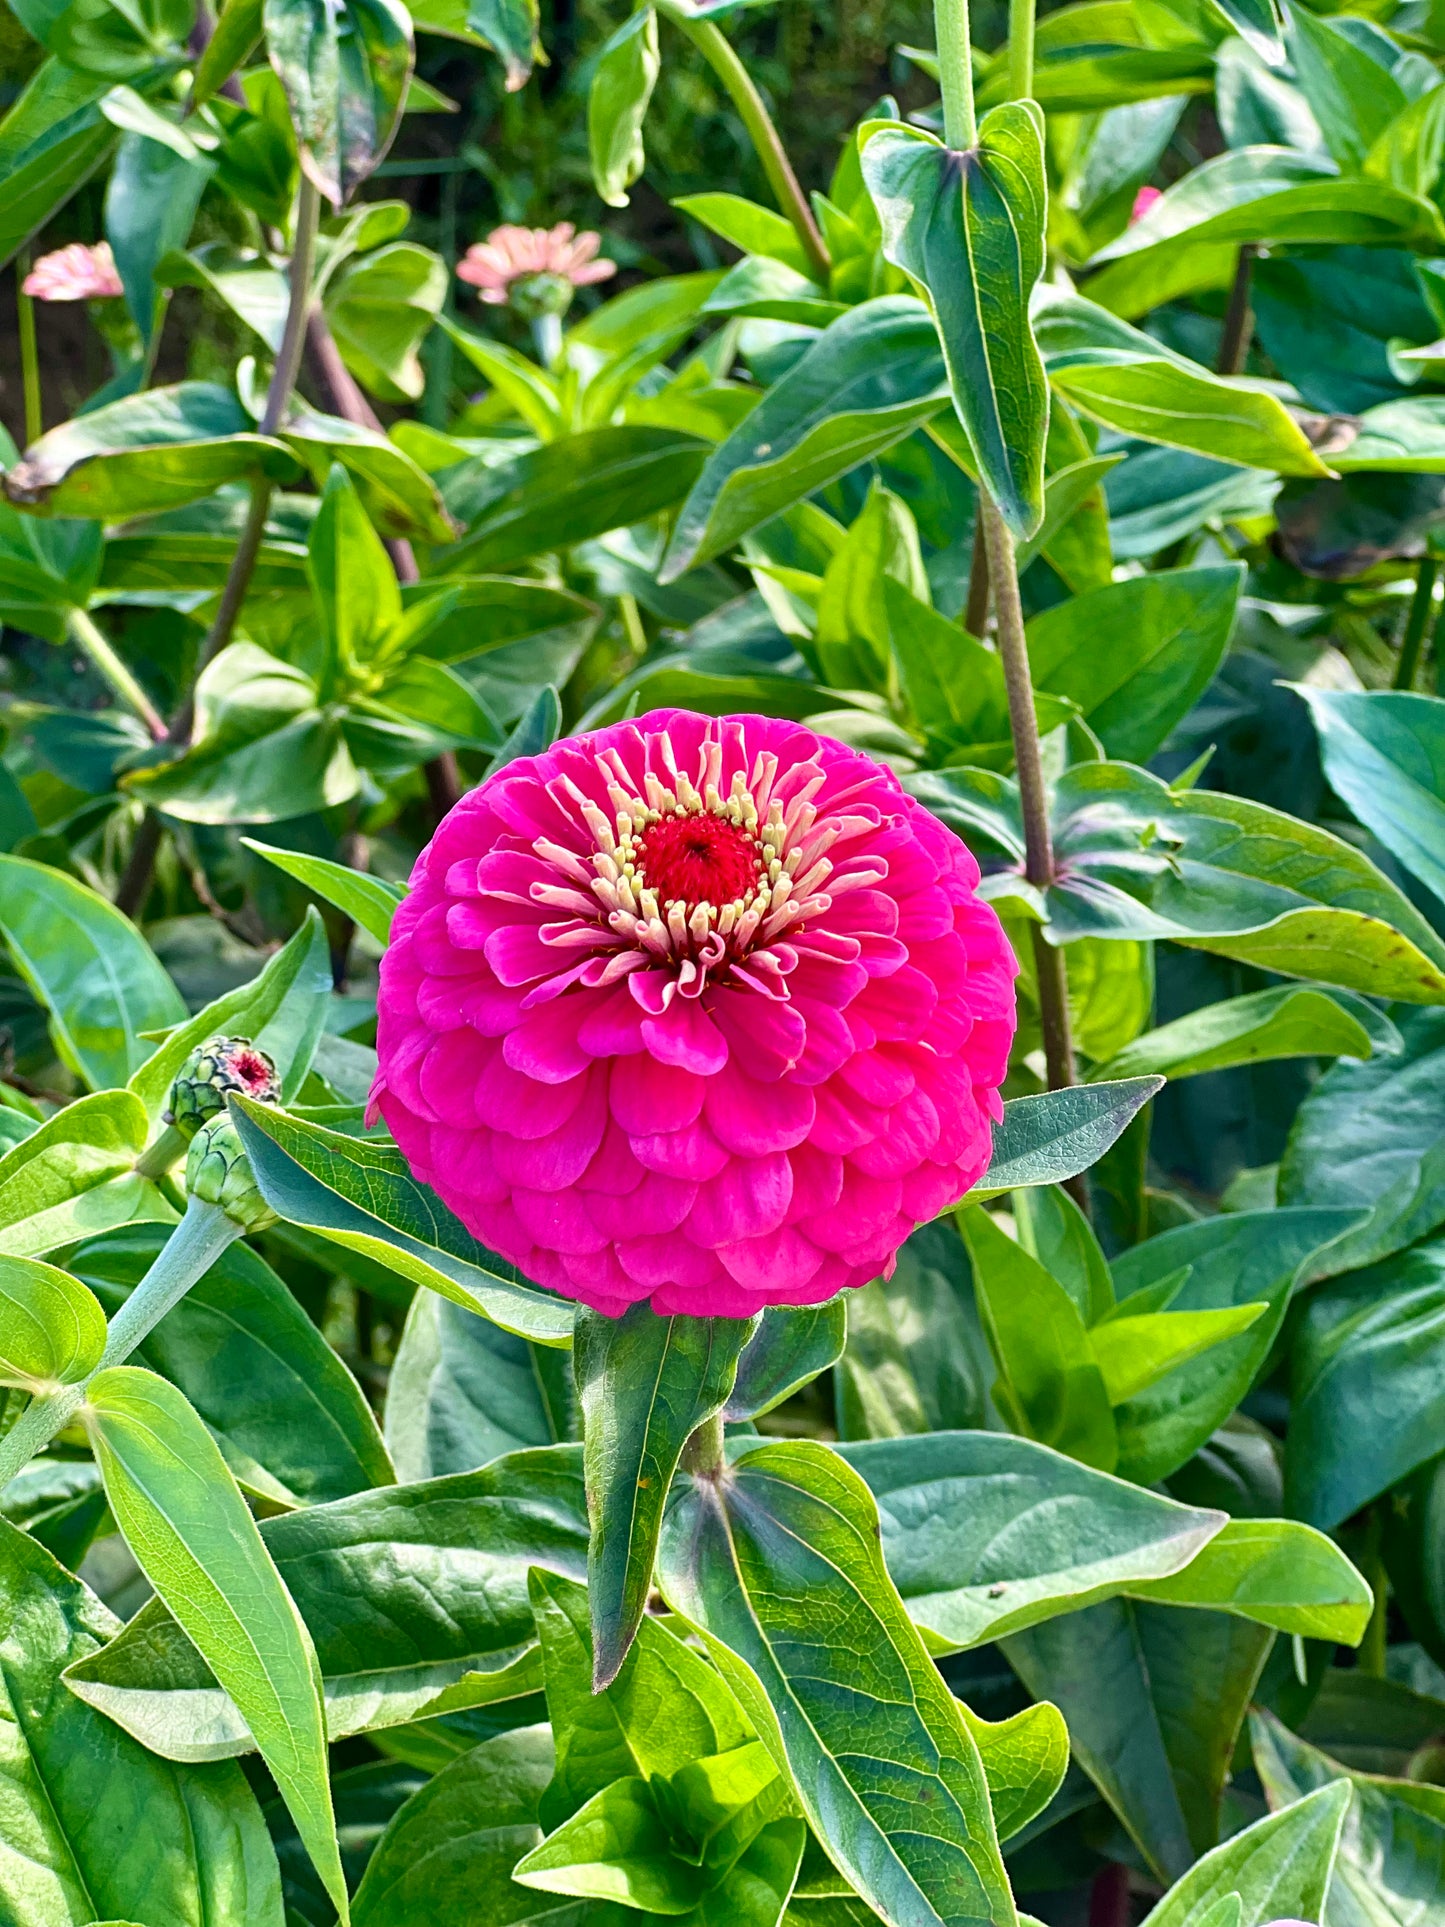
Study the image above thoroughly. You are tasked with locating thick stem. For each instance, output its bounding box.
[933,0,978,148]
[134,1121,188,1181]
[17,256,42,447]
[1395,557,1438,691]
[116,810,164,916]
[67,607,167,740]
[682,1410,726,1479]
[659,4,830,280]
[1216,244,1258,377]
[1031,924,1076,1094]
[531,311,563,369]
[425,752,462,824]
[0,1199,241,1491]
[1008,0,1035,102]
[1360,1506,1388,1677]
[1088,1862,1131,1927]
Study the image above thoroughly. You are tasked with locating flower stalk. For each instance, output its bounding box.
[17,256,42,446]
[67,606,167,742]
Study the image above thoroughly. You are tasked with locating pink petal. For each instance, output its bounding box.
[685,1152,793,1248]
[704,1065,815,1156]
[610,1053,705,1135]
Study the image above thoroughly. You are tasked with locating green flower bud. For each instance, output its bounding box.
[185,1112,278,1233]
[507,269,576,321]
[164,1036,280,1141]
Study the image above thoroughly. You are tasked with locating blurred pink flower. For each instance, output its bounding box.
[1131,185,1164,224]
[23,242,123,302]
[456,223,616,306]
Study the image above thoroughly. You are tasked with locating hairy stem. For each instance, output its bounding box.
[659,3,830,279]
[17,256,42,446]
[1216,244,1258,377]
[1008,0,1035,102]
[1395,557,1438,691]
[933,0,977,148]
[67,607,167,741]
[0,1199,241,1491]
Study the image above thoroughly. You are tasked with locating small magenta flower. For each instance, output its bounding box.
[370,711,1017,1319]
[1130,185,1164,224]
[23,242,124,302]
[457,222,616,319]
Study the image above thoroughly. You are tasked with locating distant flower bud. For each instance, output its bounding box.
[164,1037,280,1141]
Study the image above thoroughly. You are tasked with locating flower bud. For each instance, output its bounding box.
[185,1113,278,1233]
[164,1037,280,1141]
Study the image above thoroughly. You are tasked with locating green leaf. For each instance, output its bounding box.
[350,1726,563,1926]
[1286,3,1406,174]
[1127,1517,1372,1643]
[324,241,447,403]
[0,1515,283,1927]
[194,0,265,103]
[726,1301,847,1420]
[0,1254,106,1390]
[263,0,413,206]
[661,298,949,580]
[1090,1302,1267,1406]
[1286,1241,1445,1529]
[104,128,213,346]
[73,1223,393,1508]
[966,1077,1164,1200]
[243,839,404,946]
[1014,1183,1113,1324]
[229,1096,576,1344]
[309,459,402,678]
[384,1289,570,1479]
[65,1445,588,1755]
[85,1366,348,1923]
[861,108,1047,538]
[514,1774,710,1912]
[1109,1207,1361,1485]
[404,574,596,666]
[1094,984,1398,1084]
[574,1304,756,1687]
[158,243,291,351]
[440,424,705,572]
[674,192,812,275]
[2,382,295,520]
[962,1700,1068,1846]
[280,408,456,542]
[960,1203,1118,1470]
[1296,689,1445,916]
[0,61,122,269]
[407,0,538,88]
[0,854,186,1089]
[658,1438,1017,1927]
[837,1428,1224,1651]
[590,6,658,208]
[1025,565,1242,764]
[1136,1779,1350,1927]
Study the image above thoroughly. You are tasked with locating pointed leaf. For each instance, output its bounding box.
[0,1255,106,1390]
[589,6,658,207]
[966,1078,1164,1201]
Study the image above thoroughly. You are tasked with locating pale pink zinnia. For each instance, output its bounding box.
[370,711,1017,1319]
[456,223,616,305]
[23,241,123,302]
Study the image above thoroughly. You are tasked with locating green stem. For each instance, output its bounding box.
[1216,244,1258,377]
[1395,557,1438,691]
[933,0,977,147]
[134,1121,189,1182]
[17,256,42,447]
[67,607,167,741]
[1360,1507,1388,1677]
[682,1410,726,1480]
[1008,0,1035,103]
[0,1199,241,1492]
[658,2,830,280]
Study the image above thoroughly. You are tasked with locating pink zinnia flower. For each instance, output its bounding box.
[370,711,1017,1319]
[456,223,616,306]
[1130,185,1164,224]
[23,241,123,302]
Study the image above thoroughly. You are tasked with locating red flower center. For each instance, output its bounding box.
[636,810,762,910]
[231,1050,273,1090]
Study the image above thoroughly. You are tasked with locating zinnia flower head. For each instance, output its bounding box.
[456,222,616,319]
[1130,184,1164,224]
[371,711,1017,1319]
[23,241,124,302]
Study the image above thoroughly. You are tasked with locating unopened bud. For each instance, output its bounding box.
[164,1037,280,1142]
[185,1112,277,1233]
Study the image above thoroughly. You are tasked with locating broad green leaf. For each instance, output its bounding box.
[280,409,457,543]
[1003,1601,1273,1879]
[861,110,1047,538]
[1,383,295,519]
[324,241,447,403]
[194,0,264,103]
[440,426,706,572]
[1280,1008,1445,1276]
[960,1700,1069,1845]
[85,1367,348,1923]
[73,1223,393,1508]
[157,243,290,350]
[837,1429,1224,1651]
[966,1077,1164,1200]
[574,1304,756,1687]
[1127,1517,1372,1644]
[1094,985,1398,1084]
[510,1776,706,1911]
[661,298,949,580]
[1286,1241,1445,1529]
[0,1515,283,1927]
[1025,565,1242,764]
[674,192,812,275]
[1109,1208,1361,1485]
[530,1567,750,1828]
[658,1439,1017,1927]
[1137,1779,1350,1927]
[309,460,402,679]
[1286,3,1405,174]
[350,1725,564,1927]
[438,321,563,439]
[104,128,213,346]
[726,1301,847,1420]
[960,1204,1118,1470]
[1014,1183,1113,1324]
[1090,1302,1266,1406]
[590,6,658,207]
[0,857,185,1089]
[1251,1707,1445,1927]
[1327,396,1445,474]
[0,61,122,270]
[1296,689,1445,915]
[263,0,413,206]
[64,1444,588,1756]
[230,1096,576,1343]
[405,574,596,666]
[0,1255,105,1390]
[384,1288,569,1480]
